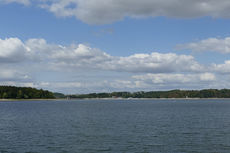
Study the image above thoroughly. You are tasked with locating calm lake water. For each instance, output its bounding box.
[0,99,230,153]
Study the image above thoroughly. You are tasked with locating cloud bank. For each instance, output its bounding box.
[43,0,230,24]
[177,37,230,53]
[0,37,203,73]
[0,37,229,93]
[3,0,230,24]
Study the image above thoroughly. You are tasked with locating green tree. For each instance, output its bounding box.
[2,92,8,99]
[16,90,23,99]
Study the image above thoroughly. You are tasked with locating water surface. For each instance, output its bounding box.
[0,99,230,153]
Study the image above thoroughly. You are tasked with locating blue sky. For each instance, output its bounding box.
[1,0,230,94]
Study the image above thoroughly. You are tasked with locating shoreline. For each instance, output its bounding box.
[0,99,63,101]
[1,98,230,101]
[72,98,230,100]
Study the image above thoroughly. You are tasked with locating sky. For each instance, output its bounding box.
[1,0,230,94]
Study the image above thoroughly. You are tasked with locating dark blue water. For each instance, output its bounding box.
[0,99,230,153]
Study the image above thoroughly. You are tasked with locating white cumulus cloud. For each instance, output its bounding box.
[212,60,230,74]
[0,68,29,81]
[129,73,217,90]
[48,43,203,73]
[0,37,203,73]
[1,37,229,93]
[133,73,216,84]
[0,38,28,62]
[38,0,230,24]
[177,37,230,53]
[4,0,230,24]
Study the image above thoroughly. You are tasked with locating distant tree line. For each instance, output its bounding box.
[68,89,230,99]
[0,86,55,99]
[53,92,66,98]
[2,87,230,99]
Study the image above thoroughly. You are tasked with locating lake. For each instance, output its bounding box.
[0,99,230,153]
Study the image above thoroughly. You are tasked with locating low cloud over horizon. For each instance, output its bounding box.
[0,37,230,94]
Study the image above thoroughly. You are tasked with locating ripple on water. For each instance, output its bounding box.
[0,100,230,153]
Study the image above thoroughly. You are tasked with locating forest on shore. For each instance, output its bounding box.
[0,86,55,99]
[69,89,230,99]
[2,86,230,99]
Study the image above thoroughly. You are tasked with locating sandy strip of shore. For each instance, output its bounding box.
[1,98,230,102]
[0,99,63,102]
